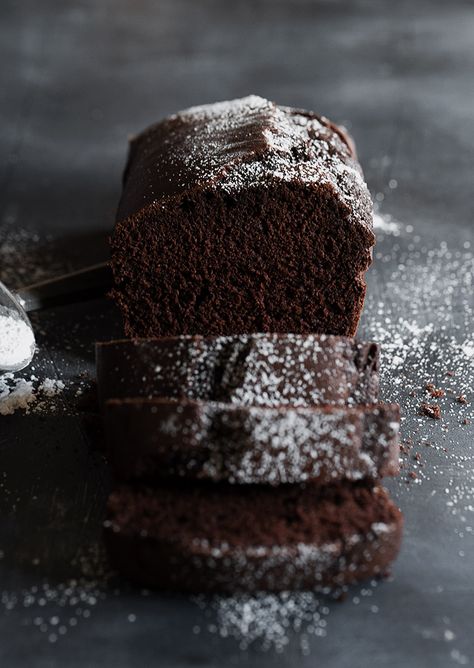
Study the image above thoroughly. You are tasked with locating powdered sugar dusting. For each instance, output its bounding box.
[133,96,373,233]
[40,377,66,397]
[364,238,474,399]
[0,543,111,644]
[0,375,37,415]
[108,400,398,484]
[192,582,385,653]
[187,96,371,227]
[0,225,67,291]
[98,333,380,408]
[0,374,66,415]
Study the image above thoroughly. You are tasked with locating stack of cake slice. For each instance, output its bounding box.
[97,333,402,592]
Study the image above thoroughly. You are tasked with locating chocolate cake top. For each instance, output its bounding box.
[117,95,373,232]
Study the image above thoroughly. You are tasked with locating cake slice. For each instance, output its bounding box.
[104,481,403,592]
[104,398,400,485]
[110,96,374,338]
[96,333,379,408]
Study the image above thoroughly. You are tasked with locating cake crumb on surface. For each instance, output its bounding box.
[419,403,442,420]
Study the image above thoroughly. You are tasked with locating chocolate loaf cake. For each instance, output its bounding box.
[96,333,379,408]
[104,399,400,485]
[104,481,402,592]
[110,96,375,338]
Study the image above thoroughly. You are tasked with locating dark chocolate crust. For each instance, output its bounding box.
[104,398,400,485]
[117,98,362,221]
[110,96,374,338]
[104,481,403,592]
[96,333,379,408]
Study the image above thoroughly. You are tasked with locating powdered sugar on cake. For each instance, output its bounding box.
[165,95,372,230]
[186,525,398,591]
[97,333,380,408]
[107,399,399,485]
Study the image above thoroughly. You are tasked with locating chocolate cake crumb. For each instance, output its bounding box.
[425,383,445,398]
[419,402,441,420]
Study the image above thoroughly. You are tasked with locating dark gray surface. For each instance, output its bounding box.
[1,0,473,666]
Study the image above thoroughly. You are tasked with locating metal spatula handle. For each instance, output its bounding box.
[15,261,112,312]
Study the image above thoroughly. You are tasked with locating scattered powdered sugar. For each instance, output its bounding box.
[0,543,111,644]
[40,377,66,397]
[461,340,474,360]
[192,591,332,652]
[0,373,66,415]
[0,306,35,371]
[0,375,37,415]
[363,232,474,401]
[0,226,67,292]
[192,580,392,653]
